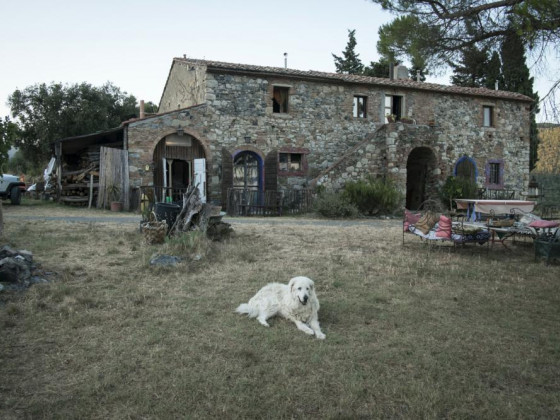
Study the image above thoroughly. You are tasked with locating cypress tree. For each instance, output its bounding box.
[500,29,540,170]
[450,45,489,87]
[332,29,364,74]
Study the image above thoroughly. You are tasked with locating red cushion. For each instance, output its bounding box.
[529,220,559,228]
[436,215,452,238]
[404,209,421,231]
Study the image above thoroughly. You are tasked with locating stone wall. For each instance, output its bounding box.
[159,61,207,113]
[127,64,531,206]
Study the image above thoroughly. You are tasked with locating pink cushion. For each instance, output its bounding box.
[404,209,421,231]
[436,215,452,238]
[529,220,559,228]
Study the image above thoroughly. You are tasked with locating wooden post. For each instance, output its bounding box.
[88,173,94,209]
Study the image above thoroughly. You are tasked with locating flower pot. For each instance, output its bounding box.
[110,201,123,212]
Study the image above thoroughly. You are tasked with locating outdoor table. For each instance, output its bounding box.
[455,199,536,222]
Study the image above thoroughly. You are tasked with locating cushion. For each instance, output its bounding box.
[436,215,452,238]
[414,211,439,235]
[404,209,421,232]
[529,220,560,228]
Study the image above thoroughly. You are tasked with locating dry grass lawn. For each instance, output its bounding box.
[1,199,559,418]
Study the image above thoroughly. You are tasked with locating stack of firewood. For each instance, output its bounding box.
[58,145,102,206]
[59,163,99,206]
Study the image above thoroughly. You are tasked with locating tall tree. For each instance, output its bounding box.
[362,59,392,78]
[484,51,503,90]
[370,0,560,119]
[0,117,17,174]
[8,82,138,167]
[501,28,540,169]
[332,29,364,74]
[450,45,490,87]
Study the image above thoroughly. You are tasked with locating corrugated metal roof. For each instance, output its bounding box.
[175,57,533,103]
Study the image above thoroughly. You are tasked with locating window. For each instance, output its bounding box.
[233,152,261,191]
[485,159,504,188]
[483,106,493,127]
[353,96,367,118]
[273,86,289,113]
[279,153,302,172]
[384,95,403,122]
[488,163,500,184]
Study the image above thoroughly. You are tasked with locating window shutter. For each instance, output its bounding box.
[265,150,278,192]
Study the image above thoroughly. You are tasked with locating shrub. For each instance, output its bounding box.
[343,177,402,215]
[440,176,478,209]
[313,191,360,218]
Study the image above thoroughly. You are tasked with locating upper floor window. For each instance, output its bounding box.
[353,96,367,118]
[483,106,493,127]
[273,86,289,113]
[385,95,403,122]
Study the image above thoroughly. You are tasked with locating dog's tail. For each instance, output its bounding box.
[235,303,258,318]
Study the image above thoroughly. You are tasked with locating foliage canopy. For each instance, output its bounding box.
[0,117,17,175]
[372,0,560,120]
[534,127,560,174]
[8,82,138,167]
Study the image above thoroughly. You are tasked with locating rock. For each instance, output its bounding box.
[149,255,182,267]
[0,257,31,283]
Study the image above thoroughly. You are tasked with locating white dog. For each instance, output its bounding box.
[236,276,326,339]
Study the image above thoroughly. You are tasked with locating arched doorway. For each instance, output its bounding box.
[153,133,206,202]
[406,147,438,210]
[233,151,263,192]
[454,156,477,183]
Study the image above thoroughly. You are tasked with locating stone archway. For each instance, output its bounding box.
[153,133,206,202]
[406,147,439,210]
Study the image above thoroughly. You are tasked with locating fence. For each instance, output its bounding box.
[226,188,315,216]
[478,188,518,200]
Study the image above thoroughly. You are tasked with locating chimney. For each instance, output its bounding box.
[389,63,394,80]
[284,52,288,69]
[394,65,409,80]
[495,80,499,90]
[416,69,421,82]
[140,100,145,119]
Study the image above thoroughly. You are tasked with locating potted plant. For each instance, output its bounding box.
[106,183,123,212]
[385,113,397,123]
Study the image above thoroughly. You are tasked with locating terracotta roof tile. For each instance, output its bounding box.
[175,57,533,103]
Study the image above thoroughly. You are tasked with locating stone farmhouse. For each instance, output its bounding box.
[55,57,533,211]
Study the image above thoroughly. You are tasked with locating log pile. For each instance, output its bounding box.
[60,146,101,206]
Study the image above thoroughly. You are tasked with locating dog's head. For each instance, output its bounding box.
[289,276,315,306]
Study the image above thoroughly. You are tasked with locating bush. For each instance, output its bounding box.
[343,177,402,215]
[313,191,360,218]
[440,176,478,209]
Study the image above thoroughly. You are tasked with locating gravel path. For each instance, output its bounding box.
[5,212,401,228]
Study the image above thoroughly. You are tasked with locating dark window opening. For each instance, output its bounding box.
[273,86,289,113]
[385,95,403,122]
[353,96,367,118]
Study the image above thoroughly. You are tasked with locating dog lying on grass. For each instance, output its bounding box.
[236,276,326,339]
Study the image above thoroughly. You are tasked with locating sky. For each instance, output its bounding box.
[1,0,558,122]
